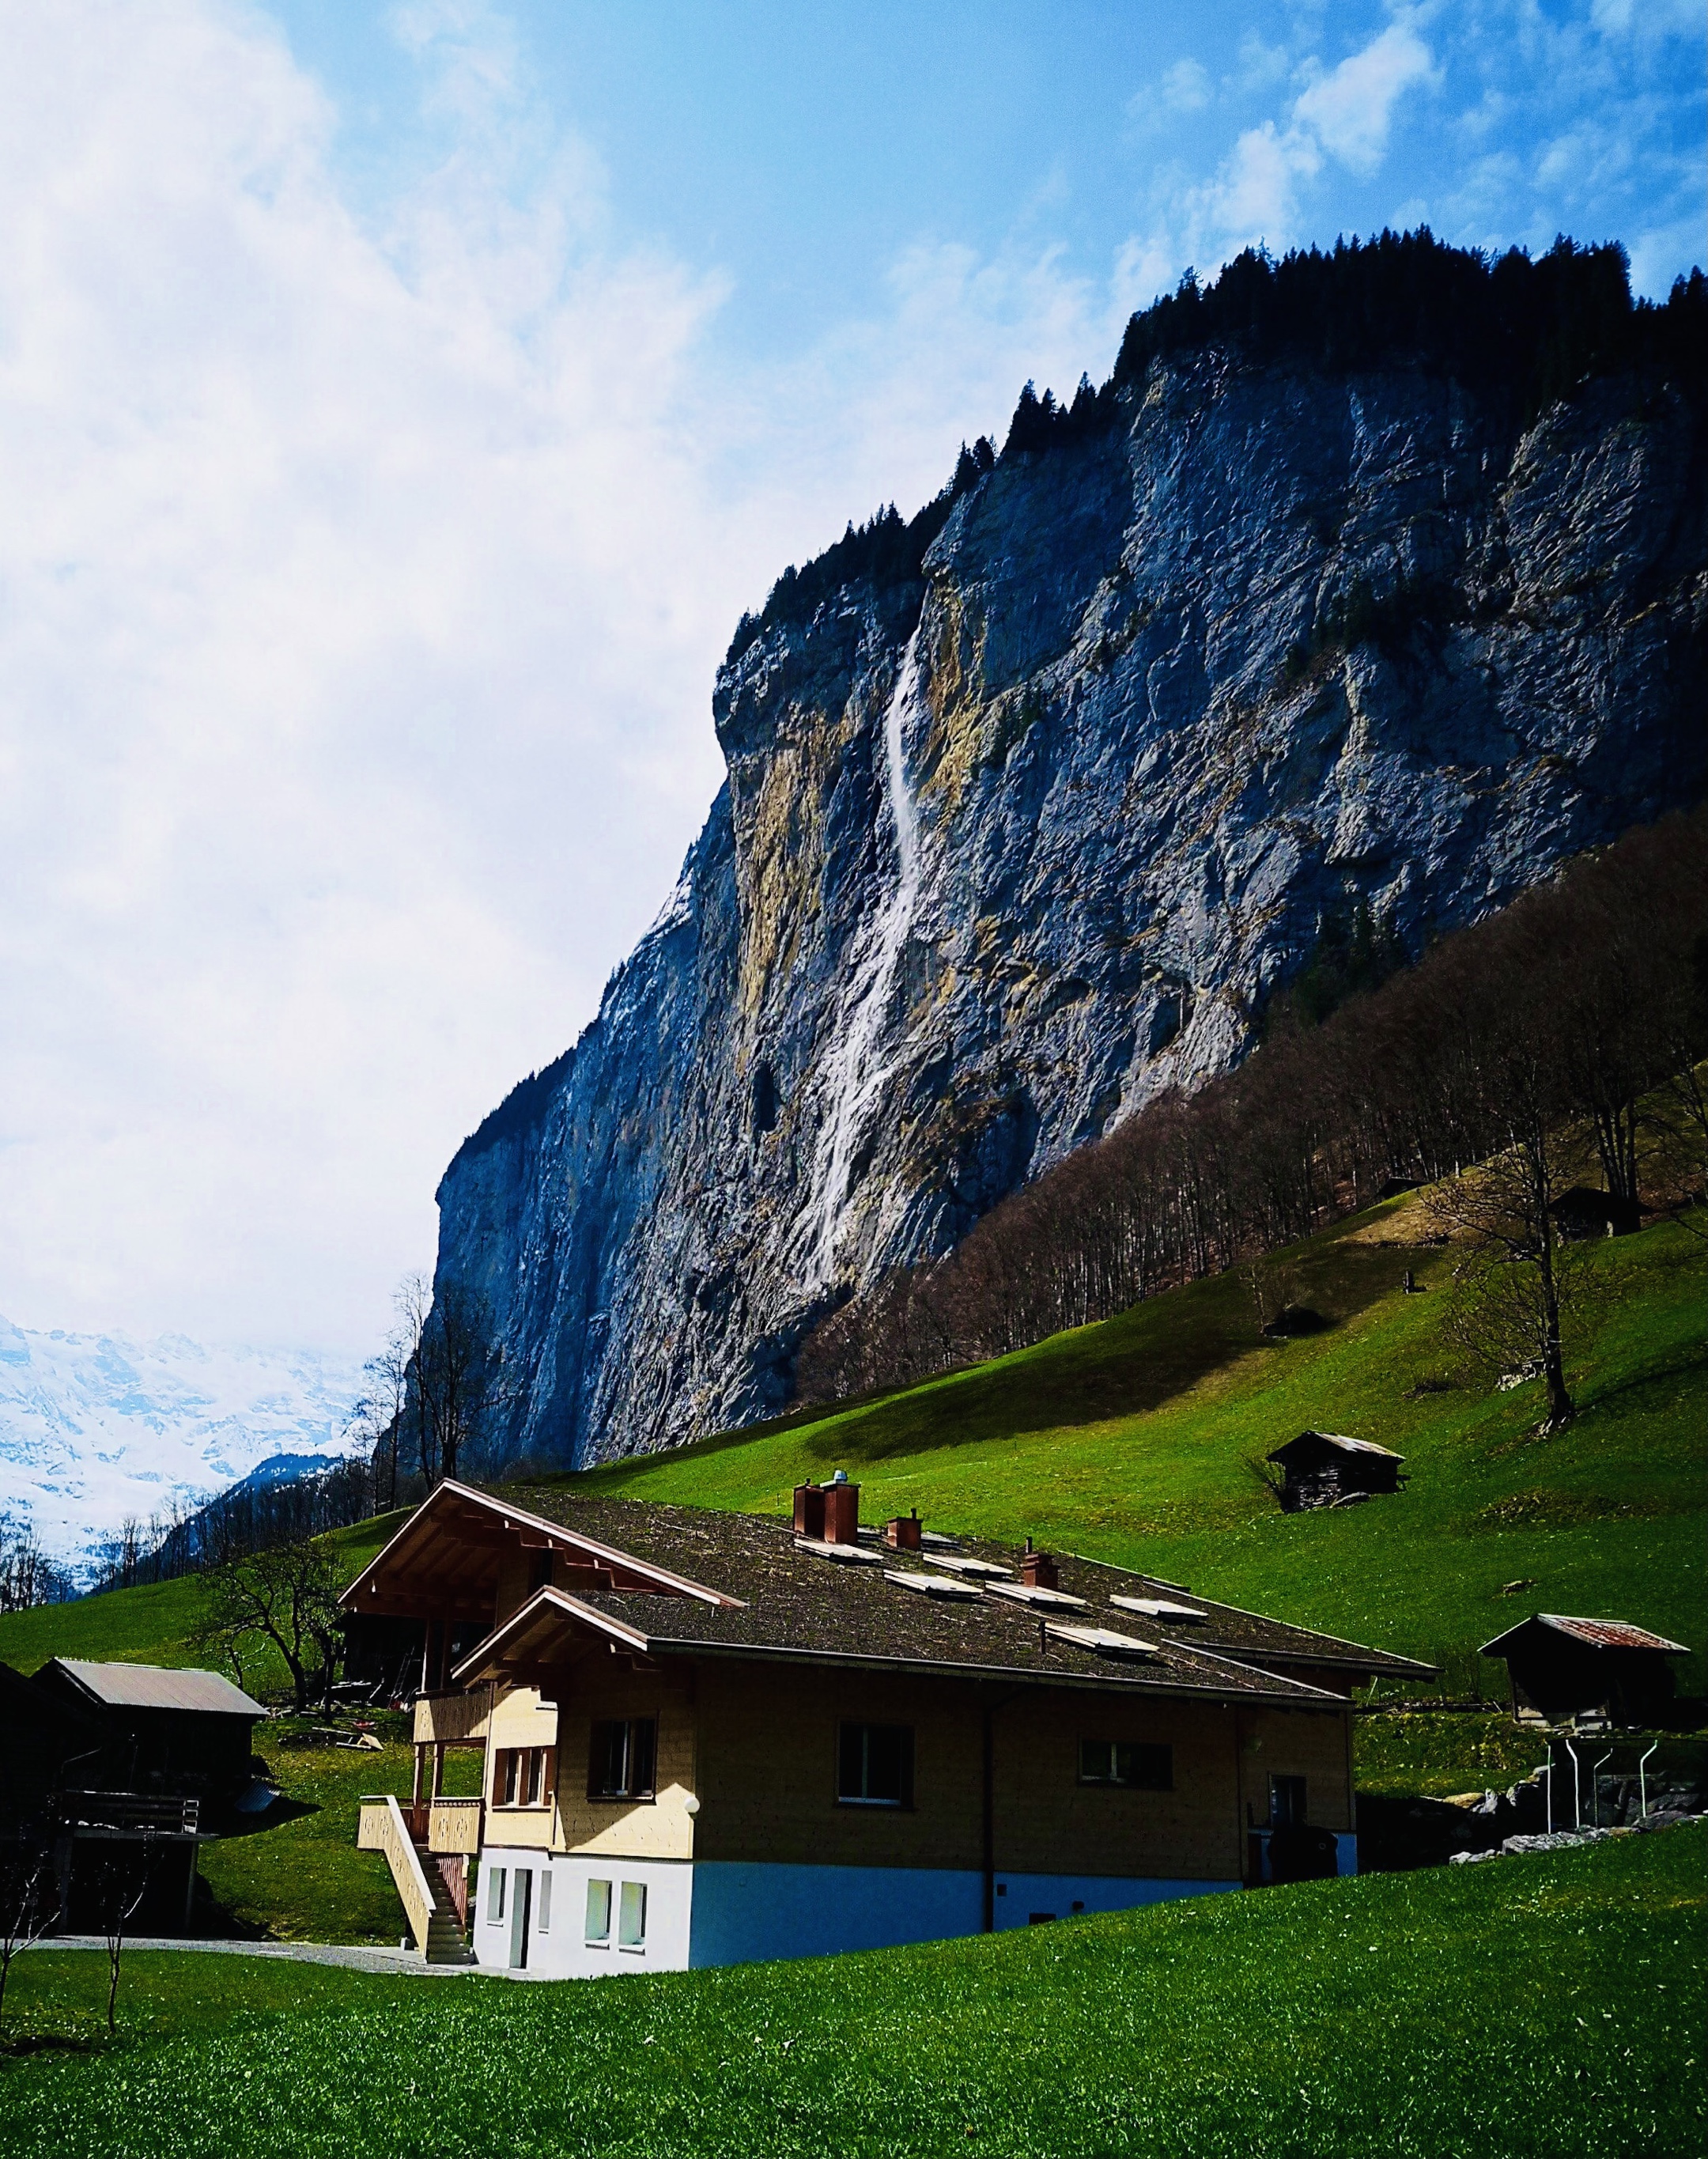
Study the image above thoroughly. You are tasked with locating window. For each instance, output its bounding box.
[618,1880,648,1951]
[589,1719,657,1801]
[837,1722,914,1807]
[487,1868,507,1923]
[496,1746,554,1807]
[1079,1740,1173,1790]
[536,1870,552,1934]
[585,1878,612,1947]
[1271,1774,1307,1827]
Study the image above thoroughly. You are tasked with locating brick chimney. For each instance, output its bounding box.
[793,1484,826,1540]
[1020,1537,1057,1591]
[884,1510,922,1551]
[822,1473,860,1547]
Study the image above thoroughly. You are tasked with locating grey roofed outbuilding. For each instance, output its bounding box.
[43,1659,265,1717]
[1266,1431,1404,1463]
[1479,1614,1690,1658]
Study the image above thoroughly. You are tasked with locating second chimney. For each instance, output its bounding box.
[793,1484,826,1540]
[1020,1537,1058,1591]
[884,1510,922,1551]
[822,1477,860,1546]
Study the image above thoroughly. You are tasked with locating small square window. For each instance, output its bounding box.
[837,1722,913,1807]
[487,1868,507,1923]
[589,1719,657,1800]
[585,1878,612,1946]
[1079,1739,1172,1790]
[618,1880,648,1950]
[1271,1774,1307,1827]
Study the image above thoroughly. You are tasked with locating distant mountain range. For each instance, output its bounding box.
[0,1316,365,1576]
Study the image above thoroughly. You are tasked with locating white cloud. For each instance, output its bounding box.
[0,0,1116,1366]
[1293,22,1437,177]
[1162,59,1213,114]
[1142,16,1437,276]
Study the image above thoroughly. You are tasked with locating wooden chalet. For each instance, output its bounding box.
[1267,1431,1406,1512]
[343,1480,1435,1972]
[1479,1613,1689,1729]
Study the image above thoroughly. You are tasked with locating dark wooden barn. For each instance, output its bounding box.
[1479,1614,1689,1728]
[1267,1431,1406,1512]
[0,1661,115,1828]
[28,1659,265,1794]
[1550,1186,1643,1241]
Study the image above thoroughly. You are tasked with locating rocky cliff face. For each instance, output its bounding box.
[438,350,1706,1469]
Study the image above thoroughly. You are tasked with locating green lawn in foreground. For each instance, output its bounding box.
[571,1210,1708,1696]
[3,1825,1702,2157]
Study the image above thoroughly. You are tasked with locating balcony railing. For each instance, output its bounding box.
[412,1686,492,1748]
[426,1797,483,1855]
[61,1791,200,1836]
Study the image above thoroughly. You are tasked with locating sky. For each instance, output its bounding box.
[0,0,1701,1363]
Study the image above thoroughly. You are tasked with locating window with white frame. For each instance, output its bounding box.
[585,1877,612,1947]
[618,1880,648,1951]
[537,1870,553,1934]
[487,1868,507,1923]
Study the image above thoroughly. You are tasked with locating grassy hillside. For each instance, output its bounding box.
[0,1514,409,1688]
[572,1206,1707,1696]
[4,1825,1702,2157]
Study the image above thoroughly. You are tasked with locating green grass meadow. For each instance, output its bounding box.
[3,1826,1702,2157]
[574,1207,1708,1698]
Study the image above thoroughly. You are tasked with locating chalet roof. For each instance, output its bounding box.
[1267,1430,1404,1464]
[43,1659,265,1717]
[350,1481,1435,1701]
[1479,1614,1691,1659]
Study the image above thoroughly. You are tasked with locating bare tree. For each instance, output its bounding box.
[192,1541,344,1713]
[0,1843,55,2032]
[393,1273,496,1487]
[97,1846,155,2036]
[362,1325,412,1511]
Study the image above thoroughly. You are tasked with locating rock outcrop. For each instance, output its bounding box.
[437,344,1706,1470]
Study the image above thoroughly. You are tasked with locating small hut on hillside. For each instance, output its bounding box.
[1479,1614,1688,1728]
[1268,1431,1406,1513]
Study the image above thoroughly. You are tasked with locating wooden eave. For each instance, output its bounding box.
[340,1478,739,1620]
[451,1586,652,1683]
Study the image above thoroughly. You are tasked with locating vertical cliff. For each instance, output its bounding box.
[437,255,1706,1470]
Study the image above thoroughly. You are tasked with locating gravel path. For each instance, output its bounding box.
[25,1937,495,1977]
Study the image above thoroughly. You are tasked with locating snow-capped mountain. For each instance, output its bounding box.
[0,1314,366,1576]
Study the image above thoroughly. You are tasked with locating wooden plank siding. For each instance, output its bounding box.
[483,1659,1354,1883]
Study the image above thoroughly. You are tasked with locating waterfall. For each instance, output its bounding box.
[806,626,926,1279]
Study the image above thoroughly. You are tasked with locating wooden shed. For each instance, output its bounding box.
[1479,1614,1689,1728]
[1267,1431,1406,1513]
[29,1659,264,1794]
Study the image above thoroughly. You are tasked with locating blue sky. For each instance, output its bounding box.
[0,0,1701,1365]
[266,0,1703,379]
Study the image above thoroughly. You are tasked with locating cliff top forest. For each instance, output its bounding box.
[725,229,1708,668]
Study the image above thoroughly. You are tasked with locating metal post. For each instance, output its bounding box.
[1589,1751,1612,1828]
[1638,1741,1658,1821]
[1563,1737,1581,1829]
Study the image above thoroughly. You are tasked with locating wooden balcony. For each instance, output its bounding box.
[412,1686,492,1748]
[426,1797,483,1855]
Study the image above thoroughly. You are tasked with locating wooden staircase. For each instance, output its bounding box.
[421,1853,474,1965]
